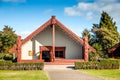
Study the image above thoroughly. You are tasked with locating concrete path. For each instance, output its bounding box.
[44,65,104,80]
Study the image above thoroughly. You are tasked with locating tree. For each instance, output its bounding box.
[82,29,100,61]
[91,11,120,58]
[82,29,91,43]
[0,26,17,58]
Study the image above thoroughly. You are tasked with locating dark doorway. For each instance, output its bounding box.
[42,51,50,62]
[55,51,64,58]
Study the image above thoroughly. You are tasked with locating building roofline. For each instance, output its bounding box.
[108,42,120,53]
[22,16,84,45]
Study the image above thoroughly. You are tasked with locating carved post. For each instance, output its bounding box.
[51,16,56,62]
[17,36,22,62]
[84,36,89,62]
[40,47,42,61]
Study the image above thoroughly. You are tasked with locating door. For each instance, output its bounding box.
[42,51,50,62]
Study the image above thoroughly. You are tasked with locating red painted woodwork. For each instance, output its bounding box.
[22,20,51,44]
[51,16,56,24]
[40,48,42,61]
[21,16,96,55]
[8,44,17,54]
[51,16,56,62]
[17,36,22,62]
[19,60,43,63]
[9,16,97,63]
[84,36,88,62]
[40,46,52,62]
[55,47,66,58]
[108,42,120,58]
[56,20,84,44]
[22,16,84,48]
[45,59,84,65]
[108,42,120,53]
[52,24,55,61]
[40,46,65,62]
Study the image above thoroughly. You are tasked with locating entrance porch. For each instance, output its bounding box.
[40,46,65,62]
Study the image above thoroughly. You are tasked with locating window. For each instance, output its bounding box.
[55,51,64,58]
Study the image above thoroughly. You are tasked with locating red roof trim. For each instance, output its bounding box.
[21,16,96,53]
[108,42,120,53]
[8,44,17,53]
[22,19,51,44]
[56,20,84,44]
[22,16,84,45]
[88,45,96,53]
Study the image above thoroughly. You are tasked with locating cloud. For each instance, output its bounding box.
[43,9,54,14]
[64,0,120,22]
[1,0,26,2]
[64,6,81,16]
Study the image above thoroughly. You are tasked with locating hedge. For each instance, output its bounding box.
[75,59,120,69]
[0,60,44,70]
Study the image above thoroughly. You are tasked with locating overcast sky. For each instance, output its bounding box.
[0,0,120,38]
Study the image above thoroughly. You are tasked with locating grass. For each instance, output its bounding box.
[0,70,49,80]
[80,69,120,80]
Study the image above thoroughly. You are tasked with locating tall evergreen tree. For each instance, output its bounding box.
[91,11,120,57]
[0,26,17,54]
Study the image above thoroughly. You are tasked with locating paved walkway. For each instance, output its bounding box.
[44,65,104,80]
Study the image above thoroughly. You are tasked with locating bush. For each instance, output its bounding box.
[75,62,100,69]
[11,63,44,70]
[89,52,98,61]
[75,59,120,69]
[0,60,12,70]
[100,59,120,69]
[3,54,13,60]
[0,61,44,70]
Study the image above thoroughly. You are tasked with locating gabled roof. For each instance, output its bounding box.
[108,42,120,53]
[8,16,96,54]
[22,16,84,45]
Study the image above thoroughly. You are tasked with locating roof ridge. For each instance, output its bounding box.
[22,19,51,44]
[22,16,84,45]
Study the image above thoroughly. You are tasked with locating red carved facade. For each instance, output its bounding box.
[51,16,56,61]
[84,36,89,62]
[9,16,96,63]
[17,36,22,62]
[40,46,65,62]
[108,42,120,58]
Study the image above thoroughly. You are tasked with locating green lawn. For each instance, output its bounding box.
[80,69,120,80]
[0,70,49,80]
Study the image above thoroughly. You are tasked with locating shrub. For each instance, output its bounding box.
[0,60,12,70]
[75,62,100,69]
[75,59,120,69]
[89,52,98,61]
[100,59,120,69]
[0,61,44,70]
[11,63,44,70]
[3,54,13,60]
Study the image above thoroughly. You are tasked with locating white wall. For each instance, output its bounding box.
[34,26,52,52]
[55,26,83,59]
[21,40,33,60]
[21,25,83,60]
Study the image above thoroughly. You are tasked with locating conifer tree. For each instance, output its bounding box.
[0,26,17,54]
[91,11,120,57]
